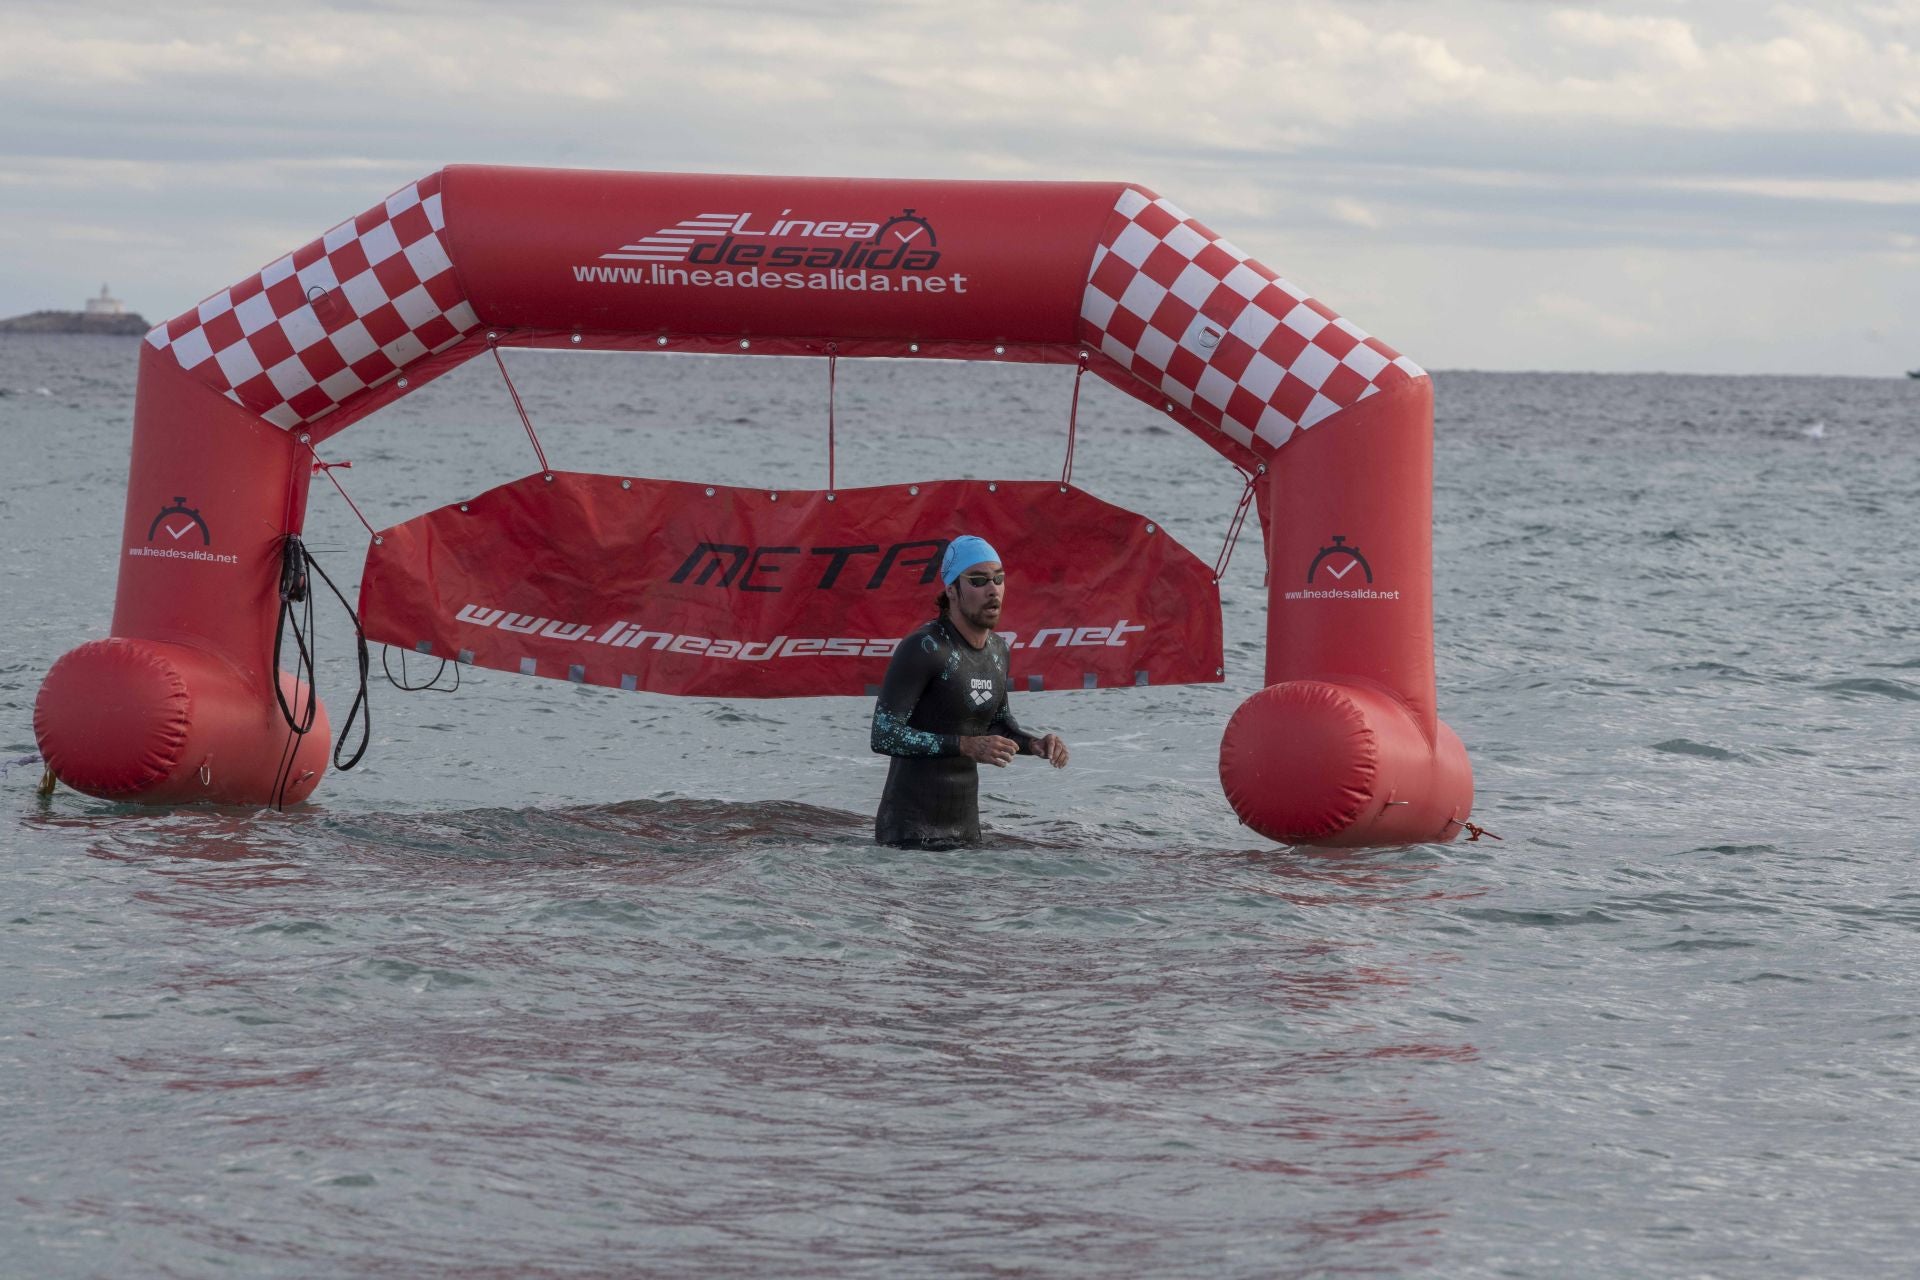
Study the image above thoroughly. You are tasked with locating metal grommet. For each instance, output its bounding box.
[1164,402,1174,412]
[826,492,836,502]
[487,330,498,341]
[1058,485,1067,494]
[459,503,469,512]
[704,487,715,497]
[768,491,778,501]
[374,535,384,545]
[570,333,583,344]
[988,482,997,492]
[544,473,555,483]
[909,485,919,496]
[1146,523,1156,533]
[994,345,1006,355]
[1078,350,1090,360]
[397,376,410,389]
[656,335,669,346]
[739,339,751,350]
[621,479,631,490]
[909,342,920,353]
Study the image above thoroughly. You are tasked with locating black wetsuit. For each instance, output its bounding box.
[871,617,1036,848]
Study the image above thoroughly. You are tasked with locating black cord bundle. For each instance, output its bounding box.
[271,534,371,807]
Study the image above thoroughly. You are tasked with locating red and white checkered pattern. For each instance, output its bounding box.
[145,172,480,431]
[1080,188,1425,452]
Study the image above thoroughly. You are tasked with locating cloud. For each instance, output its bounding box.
[1522,289,1660,343]
[1330,197,1384,229]
[0,0,1914,373]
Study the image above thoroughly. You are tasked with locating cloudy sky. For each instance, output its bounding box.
[3,0,1915,375]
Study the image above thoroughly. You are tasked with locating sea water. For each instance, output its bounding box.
[2,335,1916,1277]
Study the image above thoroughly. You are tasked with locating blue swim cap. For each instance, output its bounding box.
[941,535,1002,586]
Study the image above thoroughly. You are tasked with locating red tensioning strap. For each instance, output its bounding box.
[1211,469,1260,583]
[1062,353,1088,485]
[827,346,838,492]
[489,339,552,474]
[301,441,379,540]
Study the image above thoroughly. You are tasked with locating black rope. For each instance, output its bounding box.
[382,645,460,693]
[270,534,372,808]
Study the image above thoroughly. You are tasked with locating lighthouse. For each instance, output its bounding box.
[83,284,126,317]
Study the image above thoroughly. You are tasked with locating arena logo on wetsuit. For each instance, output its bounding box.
[358,473,1223,698]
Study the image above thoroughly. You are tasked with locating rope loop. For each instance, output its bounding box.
[1447,817,1504,842]
[383,646,460,693]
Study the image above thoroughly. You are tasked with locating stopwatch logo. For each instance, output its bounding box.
[869,209,937,249]
[1306,534,1371,584]
[148,496,212,546]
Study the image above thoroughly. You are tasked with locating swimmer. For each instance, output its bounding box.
[869,535,1070,849]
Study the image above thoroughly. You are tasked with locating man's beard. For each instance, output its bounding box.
[959,597,1000,632]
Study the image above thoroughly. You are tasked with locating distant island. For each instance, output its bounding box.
[0,284,149,336]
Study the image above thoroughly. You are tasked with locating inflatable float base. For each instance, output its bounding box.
[1221,679,1472,846]
[36,638,331,806]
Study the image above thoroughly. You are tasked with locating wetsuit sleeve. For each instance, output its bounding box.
[988,703,1038,755]
[871,635,959,757]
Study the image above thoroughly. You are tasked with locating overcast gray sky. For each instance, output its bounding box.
[3,0,1914,374]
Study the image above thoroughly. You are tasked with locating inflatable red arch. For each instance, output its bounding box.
[33,165,1473,846]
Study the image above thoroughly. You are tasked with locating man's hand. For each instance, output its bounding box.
[959,734,1021,767]
[1030,734,1069,769]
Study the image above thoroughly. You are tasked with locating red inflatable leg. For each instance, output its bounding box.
[1219,378,1473,846]
[34,344,328,805]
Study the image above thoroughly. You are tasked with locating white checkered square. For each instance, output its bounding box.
[1343,343,1390,381]
[1170,262,1217,309]
[1078,185,1427,459]
[267,354,316,399]
[1118,273,1168,322]
[1223,262,1267,300]
[1291,344,1339,391]
[233,291,277,336]
[1163,223,1209,259]
[1194,365,1236,411]
[168,326,213,372]
[214,340,263,387]
[1240,353,1285,401]
[144,169,480,431]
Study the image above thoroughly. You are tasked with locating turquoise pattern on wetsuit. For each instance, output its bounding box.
[870,706,950,757]
[870,631,963,757]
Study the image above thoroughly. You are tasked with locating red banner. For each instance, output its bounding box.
[359,474,1222,698]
